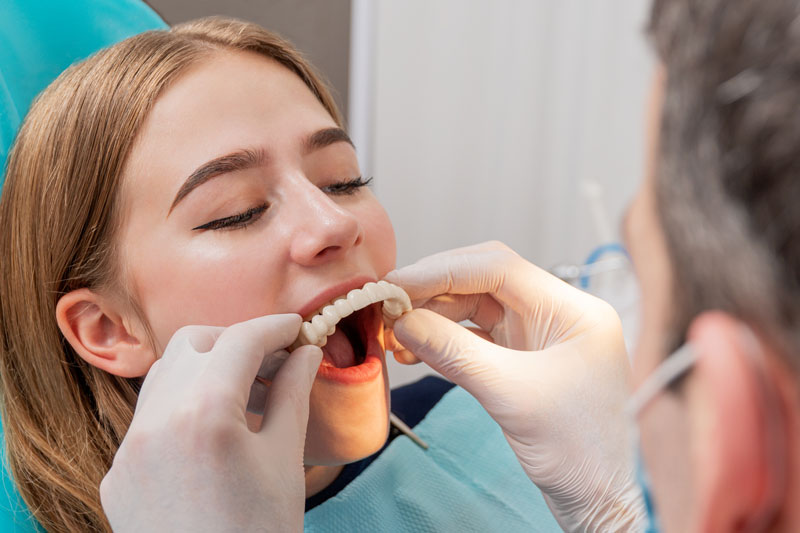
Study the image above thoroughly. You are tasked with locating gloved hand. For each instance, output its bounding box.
[384,242,645,532]
[100,314,322,533]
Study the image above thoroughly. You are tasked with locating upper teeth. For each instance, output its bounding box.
[291,281,411,349]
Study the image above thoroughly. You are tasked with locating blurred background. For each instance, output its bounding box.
[146,0,654,385]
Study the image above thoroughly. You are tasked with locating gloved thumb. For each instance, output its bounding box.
[260,344,322,448]
[393,308,505,397]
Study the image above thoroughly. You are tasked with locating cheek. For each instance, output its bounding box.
[360,200,397,277]
[127,233,289,349]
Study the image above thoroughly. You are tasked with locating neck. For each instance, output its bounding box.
[305,464,345,498]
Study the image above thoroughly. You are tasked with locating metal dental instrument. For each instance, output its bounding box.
[389,412,429,450]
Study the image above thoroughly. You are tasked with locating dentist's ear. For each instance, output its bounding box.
[685,311,789,533]
[56,288,156,377]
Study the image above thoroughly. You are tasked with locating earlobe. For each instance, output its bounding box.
[686,312,780,532]
[56,288,155,378]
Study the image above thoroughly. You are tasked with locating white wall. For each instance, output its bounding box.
[352,0,654,385]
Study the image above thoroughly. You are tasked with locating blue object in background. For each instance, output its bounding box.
[0,2,166,529]
[0,0,167,192]
[580,242,630,289]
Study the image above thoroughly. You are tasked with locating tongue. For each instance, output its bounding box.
[321,328,357,368]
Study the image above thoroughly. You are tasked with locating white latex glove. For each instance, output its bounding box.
[100,314,322,533]
[384,242,645,532]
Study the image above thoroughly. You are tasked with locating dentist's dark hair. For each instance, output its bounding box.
[0,17,342,532]
[648,0,800,362]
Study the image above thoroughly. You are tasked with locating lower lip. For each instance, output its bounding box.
[316,353,382,384]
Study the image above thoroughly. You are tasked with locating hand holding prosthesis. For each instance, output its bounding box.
[384,242,647,532]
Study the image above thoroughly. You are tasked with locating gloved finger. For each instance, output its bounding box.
[393,309,505,394]
[421,293,504,333]
[206,314,302,409]
[261,344,322,448]
[385,243,572,317]
[384,327,404,352]
[466,327,495,342]
[387,327,494,365]
[133,359,163,415]
[383,241,515,301]
[143,324,224,412]
[163,324,225,359]
[385,328,420,364]
[387,241,511,281]
[393,348,421,365]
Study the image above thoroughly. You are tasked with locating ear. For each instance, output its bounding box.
[56,288,155,378]
[685,311,783,532]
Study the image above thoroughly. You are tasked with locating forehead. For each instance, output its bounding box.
[122,49,337,201]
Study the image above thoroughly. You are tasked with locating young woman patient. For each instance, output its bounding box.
[0,17,452,531]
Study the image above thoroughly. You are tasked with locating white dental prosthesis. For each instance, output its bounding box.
[291,281,411,350]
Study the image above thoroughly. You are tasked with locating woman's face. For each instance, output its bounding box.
[118,50,396,464]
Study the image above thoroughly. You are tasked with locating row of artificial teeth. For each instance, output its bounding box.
[292,281,411,349]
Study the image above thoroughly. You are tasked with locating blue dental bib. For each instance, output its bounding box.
[304,386,562,532]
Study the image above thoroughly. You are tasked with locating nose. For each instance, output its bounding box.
[288,184,363,266]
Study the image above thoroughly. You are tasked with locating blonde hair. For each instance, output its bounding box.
[0,17,342,532]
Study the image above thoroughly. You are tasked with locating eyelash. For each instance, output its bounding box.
[321,176,373,195]
[192,176,373,231]
[192,204,268,231]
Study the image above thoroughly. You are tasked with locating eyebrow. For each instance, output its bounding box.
[168,127,354,214]
[305,127,354,154]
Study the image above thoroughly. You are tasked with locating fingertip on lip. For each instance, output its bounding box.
[393,349,419,365]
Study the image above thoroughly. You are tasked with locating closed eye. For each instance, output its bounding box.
[192,203,269,231]
[321,176,373,195]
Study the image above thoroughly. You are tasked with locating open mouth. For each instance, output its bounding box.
[321,303,376,369]
[316,302,385,384]
[293,281,410,384]
[294,281,411,349]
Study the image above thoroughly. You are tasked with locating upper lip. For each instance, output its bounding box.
[296,275,377,320]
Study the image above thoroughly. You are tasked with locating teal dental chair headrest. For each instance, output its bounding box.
[0,0,167,193]
[0,2,166,528]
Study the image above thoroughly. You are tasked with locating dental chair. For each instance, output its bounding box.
[0,2,166,528]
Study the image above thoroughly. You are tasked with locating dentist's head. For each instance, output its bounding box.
[627,0,800,530]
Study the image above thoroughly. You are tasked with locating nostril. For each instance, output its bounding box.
[315,245,341,260]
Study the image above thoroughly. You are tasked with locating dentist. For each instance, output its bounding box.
[388,0,800,530]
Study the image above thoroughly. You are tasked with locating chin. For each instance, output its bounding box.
[304,374,391,464]
[303,304,392,465]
